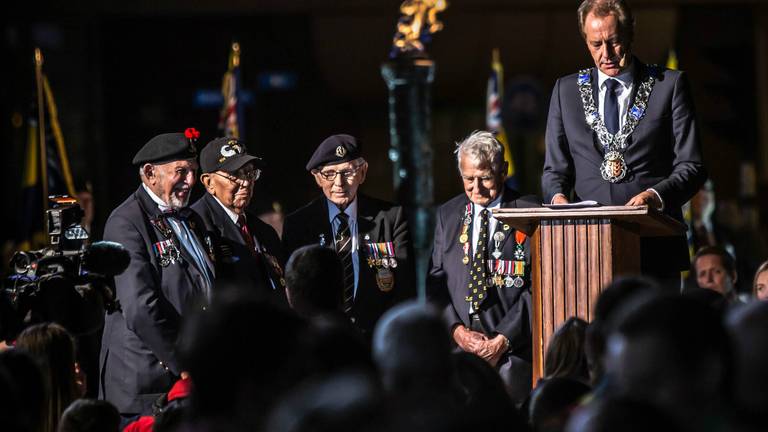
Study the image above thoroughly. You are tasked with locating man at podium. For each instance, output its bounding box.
[542,0,706,280]
[427,131,540,404]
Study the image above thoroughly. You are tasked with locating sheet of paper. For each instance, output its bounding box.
[542,200,600,209]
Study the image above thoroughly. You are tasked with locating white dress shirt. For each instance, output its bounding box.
[471,195,503,255]
[597,64,635,131]
[327,198,360,297]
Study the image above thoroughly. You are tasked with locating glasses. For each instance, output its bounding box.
[214,168,261,184]
[461,174,496,185]
[314,164,363,182]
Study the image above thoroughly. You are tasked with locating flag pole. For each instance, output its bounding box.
[34,48,49,215]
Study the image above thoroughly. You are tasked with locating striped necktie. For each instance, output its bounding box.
[334,212,355,313]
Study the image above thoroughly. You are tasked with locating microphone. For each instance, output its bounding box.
[82,241,131,277]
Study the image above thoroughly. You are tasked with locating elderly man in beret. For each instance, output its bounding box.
[191,137,287,303]
[100,129,214,418]
[282,134,415,338]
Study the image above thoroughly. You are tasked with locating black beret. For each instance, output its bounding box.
[305,134,362,171]
[200,137,264,174]
[132,129,200,165]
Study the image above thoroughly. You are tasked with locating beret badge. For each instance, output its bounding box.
[335,145,346,158]
[184,127,200,153]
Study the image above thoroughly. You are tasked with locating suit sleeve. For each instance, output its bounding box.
[104,213,181,374]
[650,71,707,209]
[392,205,416,302]
[426,207,462,329]
[281,215,301,261]
[542,78,575,203]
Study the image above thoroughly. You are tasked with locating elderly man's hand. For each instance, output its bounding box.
[452,325,488,354]
[626,190,661,209]
[477,334,509,367]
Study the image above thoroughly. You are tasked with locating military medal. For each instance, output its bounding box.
[152,239,181,267]
[460,203,472,265]
[492,231,505,259]
[389,257,398,268]
[504,275,515,287]
[376,267,395,292]
[318,233,326,247]
[577,65,658,184]
[150,217,182,266]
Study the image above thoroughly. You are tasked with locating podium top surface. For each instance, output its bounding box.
[492,205,686,237]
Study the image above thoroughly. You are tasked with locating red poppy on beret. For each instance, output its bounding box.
[184,128,200,140]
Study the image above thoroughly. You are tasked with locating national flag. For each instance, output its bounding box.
[218,41,244,138]
[17,48,77,250]
[486,48,515,178]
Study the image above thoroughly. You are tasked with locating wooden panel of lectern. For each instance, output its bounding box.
[492,205,685,384]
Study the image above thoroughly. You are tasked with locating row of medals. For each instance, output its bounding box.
[365,236,396,292]
[459,213,524,289]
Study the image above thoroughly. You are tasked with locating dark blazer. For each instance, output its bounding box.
[100,186,214,415]
[282,194,416,337]
[426,188,540,404]
[542,59,707,273]
[191,193,287,304]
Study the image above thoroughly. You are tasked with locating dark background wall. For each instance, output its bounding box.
[2,1,767,269]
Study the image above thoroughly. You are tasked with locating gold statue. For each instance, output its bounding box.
[391,0,448,56]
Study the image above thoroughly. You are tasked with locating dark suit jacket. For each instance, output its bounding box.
[542,59,707,273]
[282,194,416,337]
[100,186,214,414]
[191,193,287,305]
[426,188,540,404]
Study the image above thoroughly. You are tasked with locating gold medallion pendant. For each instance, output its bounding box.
[600,150,627,183]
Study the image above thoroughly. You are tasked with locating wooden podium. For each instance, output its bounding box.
[493,205,685,383]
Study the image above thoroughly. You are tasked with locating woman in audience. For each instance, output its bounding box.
[16,322,82,432]
[752,260,768,301]
[544,317,590,385]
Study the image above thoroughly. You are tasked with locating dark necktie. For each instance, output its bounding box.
[604,78,620,134]
[237,215,257,256]
[467,209,490,311]
[334,213,355,313]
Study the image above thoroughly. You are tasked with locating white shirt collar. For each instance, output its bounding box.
[327,197,358,223]
[597,61,635,90]
[473,193,503,213]
[142,183,172,211]
[211,195,241,225]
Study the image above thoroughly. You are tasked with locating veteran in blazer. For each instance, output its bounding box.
[191,137,287,304]
[282,134,415,338]
[427,131,540,404]
[542,0,706,278]
[100,129,215,416]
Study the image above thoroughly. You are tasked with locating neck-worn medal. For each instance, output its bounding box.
[459,203,472,265]
[577,65,659,183]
